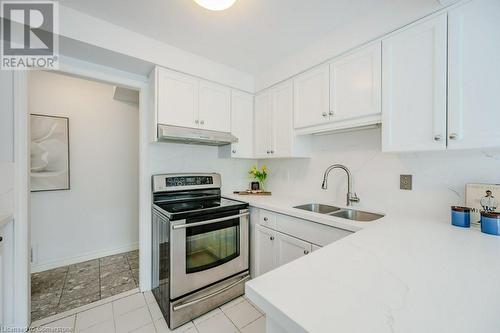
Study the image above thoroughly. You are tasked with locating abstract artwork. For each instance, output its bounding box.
[30,114,70,192]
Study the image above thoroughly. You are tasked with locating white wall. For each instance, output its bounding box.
[261,129,500,222]
[0,71,15,216]
[150,143,256,194]
[29,71,140,272]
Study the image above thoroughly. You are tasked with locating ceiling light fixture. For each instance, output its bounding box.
[194,0,236,11]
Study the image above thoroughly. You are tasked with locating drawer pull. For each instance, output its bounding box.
[263,217,268,222]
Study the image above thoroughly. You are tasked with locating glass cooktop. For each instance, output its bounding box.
[154,197,247,220]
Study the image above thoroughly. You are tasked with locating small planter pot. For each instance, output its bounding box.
[481,211,500,236]
[451,206,471,228]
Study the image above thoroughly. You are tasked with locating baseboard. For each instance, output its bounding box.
[31,242,139,273]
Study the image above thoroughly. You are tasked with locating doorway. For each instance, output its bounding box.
[28,71,140,321]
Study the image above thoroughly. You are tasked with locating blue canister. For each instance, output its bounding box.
[481,211,500,236]
[451,206,471,228]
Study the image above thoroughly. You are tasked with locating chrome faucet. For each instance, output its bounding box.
[321,164,360,206]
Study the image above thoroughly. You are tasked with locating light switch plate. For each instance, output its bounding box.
[400,175,412,190]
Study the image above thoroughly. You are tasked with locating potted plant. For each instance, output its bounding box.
[249,165,268,191]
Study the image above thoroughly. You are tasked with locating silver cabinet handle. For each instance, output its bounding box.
[232,150,236,154]
[322,112,328,117]
[266,151,270,154]
[173,274,250,311]
[270,150,274,154]
[263,217,268,222]
[449,133,458,140]
[434,135,442,142]
[328,111,334,116]
[304,250,309,255]
[172,212,249,230]
[200,120,205,125]
[270,236,275,241]
[195,120,199,124]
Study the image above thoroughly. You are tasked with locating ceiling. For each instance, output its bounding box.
[60,0,441,75]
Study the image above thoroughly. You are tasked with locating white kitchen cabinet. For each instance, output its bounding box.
[382,14,448,152]
[0,71,14,162]
[251,208,352,278]
[0,218,14,325]
[329,42,381,124]
[254,81,310,159]
[312,244,322,252]
[447,0,500,150]
[226,90,254,158]
[275,232,312,267]
[254,224,276,277]
[157,68,199,129]
[254,91,272,158]
[293,65,330,129]
[198,81,231,133]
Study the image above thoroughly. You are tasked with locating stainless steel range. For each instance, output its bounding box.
[151,173,250,329]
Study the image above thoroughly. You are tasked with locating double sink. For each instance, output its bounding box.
[294,203,384,222]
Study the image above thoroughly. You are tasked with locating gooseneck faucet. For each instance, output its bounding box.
[321,164,360,206]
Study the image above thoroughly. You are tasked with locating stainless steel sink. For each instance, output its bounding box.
[330,209,384,222]
[294,203,342,214]
[294,203,384,222]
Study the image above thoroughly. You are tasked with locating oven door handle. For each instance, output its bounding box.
[172,212,249,230]
[172,274,250,312]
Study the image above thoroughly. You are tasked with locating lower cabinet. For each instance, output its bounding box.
[0,218,14,325]
[250,208,352,278]
[254,224,312,277]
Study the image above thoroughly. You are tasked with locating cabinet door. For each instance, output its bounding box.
[271,81,293,158]
[254,92,272,158]
[230,91,254,158]
[157,69,198,128]
[198,81,231,132]
[330,42,381,122]
[0,71,14,162]
[448,0,500,149]
[382,14,447,152]
[293,65,330,129]
[254,224,276,277]
[275,231,312,267]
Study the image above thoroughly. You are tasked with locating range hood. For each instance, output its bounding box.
[157,124,238,146]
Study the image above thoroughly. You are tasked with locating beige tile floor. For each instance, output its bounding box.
[31,289,266,333]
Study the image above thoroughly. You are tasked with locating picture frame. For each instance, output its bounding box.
[30,114,70,192]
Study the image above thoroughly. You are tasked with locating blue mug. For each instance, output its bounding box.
[451,206,471,228]
[481,211,500,236]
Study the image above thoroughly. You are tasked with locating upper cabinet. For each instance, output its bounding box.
[293,65,330,129]
[198,81,231,133]
[228,90,254,158]
[329,42,382,125]
[153,67,231,133]
[293,43,382,135]
[382,14,448,152]
[157,69,199,129]
[447,0,500,150]
[0,71,14,162]
[254,81,310,159]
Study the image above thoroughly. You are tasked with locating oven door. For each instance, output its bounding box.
[170,209,249,299]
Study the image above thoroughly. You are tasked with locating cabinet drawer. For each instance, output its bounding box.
[275,214,352,247]
[258,210,277,229]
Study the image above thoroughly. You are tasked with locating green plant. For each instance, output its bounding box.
[249,165,268,184]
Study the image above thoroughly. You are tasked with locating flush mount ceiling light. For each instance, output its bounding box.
[194,0,237,11]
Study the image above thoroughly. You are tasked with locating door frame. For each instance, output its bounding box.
[12,57,153,327]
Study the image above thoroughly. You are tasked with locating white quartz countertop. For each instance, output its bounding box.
[223,193,383,232]
[0,214,13,228]
[239,196,500,333]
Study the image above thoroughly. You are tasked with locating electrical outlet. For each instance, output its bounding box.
[400,175,413,190]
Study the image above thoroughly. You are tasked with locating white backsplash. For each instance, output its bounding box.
[260,128,500,222]
[150,143,256,193]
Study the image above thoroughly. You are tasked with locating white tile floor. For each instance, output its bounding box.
[31,290,266,333]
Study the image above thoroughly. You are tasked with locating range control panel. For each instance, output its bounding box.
[152,173,221,193]
[166,176,213,187]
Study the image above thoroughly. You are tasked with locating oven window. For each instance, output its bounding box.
[185,218,240,274]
